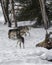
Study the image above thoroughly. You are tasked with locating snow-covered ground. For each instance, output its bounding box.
[0,4,52,65]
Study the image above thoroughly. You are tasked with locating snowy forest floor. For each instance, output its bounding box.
[0,4,52,65]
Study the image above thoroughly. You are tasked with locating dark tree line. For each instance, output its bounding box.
[0,0,52,27]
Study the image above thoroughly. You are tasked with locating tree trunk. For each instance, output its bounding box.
[39,0,49,29]
[11,0,17,27]
[1,0,11,27]
[5,0,11,27]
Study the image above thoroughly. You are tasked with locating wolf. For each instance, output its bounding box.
[8,26,30,39]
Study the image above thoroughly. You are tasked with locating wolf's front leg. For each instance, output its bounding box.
[16,40,19,47]
[19,42,21,48]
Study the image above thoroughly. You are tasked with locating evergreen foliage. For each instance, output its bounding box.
[15,0,41,21]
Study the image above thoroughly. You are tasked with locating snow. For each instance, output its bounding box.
[46,1,50,4]
[46,0,52,4]
[0,5,5,23]
[17,21,36,27]
[0,4,52,65]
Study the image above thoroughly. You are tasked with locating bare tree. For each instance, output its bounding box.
[10,0,17,27]
[39,0,49,29]
[1,0,11,27]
